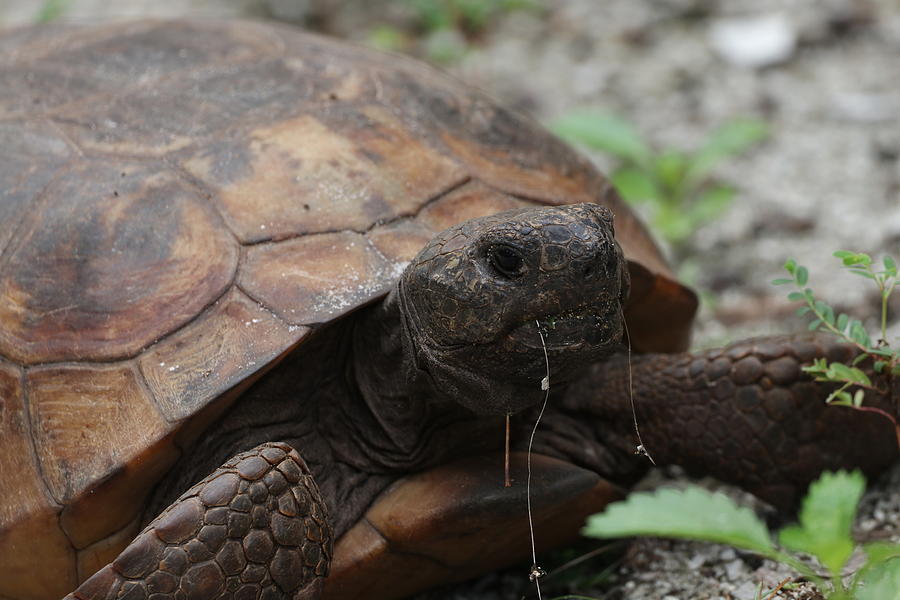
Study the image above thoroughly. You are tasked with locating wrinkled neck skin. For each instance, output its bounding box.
[347,286,510,470]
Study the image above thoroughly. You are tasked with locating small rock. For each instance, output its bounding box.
[831,92,899,123]
[709,14,797,68]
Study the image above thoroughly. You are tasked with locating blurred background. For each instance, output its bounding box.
[3,1,899,598]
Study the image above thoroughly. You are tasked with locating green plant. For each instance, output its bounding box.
[551,112,768,248]
[406,0,534,35]
[367,0,536,63]
[583,470,900,599]
[36,0,68,23]
[774,251,899,441]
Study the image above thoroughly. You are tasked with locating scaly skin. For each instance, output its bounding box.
[65,444,331,600]
[539,334,898,509]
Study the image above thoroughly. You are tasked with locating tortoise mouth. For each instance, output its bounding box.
[507,304,620,351]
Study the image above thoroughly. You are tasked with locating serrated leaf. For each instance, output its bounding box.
[583,486,775,556]
[796,266,809,286]
[551,112,650,165]
[855,556,900,600]
[611,167,660,204]
[777,470,865,577]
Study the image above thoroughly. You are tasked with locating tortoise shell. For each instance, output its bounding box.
[0,20,697,599]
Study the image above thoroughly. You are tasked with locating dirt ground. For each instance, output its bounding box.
[2,1,898,598]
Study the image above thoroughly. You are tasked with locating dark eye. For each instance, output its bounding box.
[488,245,526,278]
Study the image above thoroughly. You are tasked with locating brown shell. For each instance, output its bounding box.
[0,20,696,598]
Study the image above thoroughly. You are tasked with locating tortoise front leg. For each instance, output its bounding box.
[542,334,898,509]
[66,442,332,600]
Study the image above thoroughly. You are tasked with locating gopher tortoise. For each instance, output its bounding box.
[0,19,896,600]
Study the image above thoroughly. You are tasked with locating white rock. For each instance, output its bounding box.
[831,92,899,123]
[709,14,797,68]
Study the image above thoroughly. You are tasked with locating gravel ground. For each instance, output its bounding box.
[2,1,898,598]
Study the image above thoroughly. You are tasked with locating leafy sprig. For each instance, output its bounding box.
[773,252,899,437]
[551,113,768,248]
[583,471,900,599]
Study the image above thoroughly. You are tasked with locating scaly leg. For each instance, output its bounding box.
[541,335,898,509]
[65,442,332,600]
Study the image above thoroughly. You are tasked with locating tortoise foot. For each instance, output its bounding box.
[64,442,332,600]
[555,334,899,510]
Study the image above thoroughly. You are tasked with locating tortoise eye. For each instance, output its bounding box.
[488,245,526,279]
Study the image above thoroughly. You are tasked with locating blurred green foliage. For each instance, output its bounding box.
[405,0,535,35]
[36,0,68,22]
[552,112,768,249]
[368,0,537,63]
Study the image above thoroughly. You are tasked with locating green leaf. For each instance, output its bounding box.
[836,313,849,332]
[884,256,897,277]
[788,291,805,302]
[653,151,688,192]
[551,112,650,165]
[687,118,769,182]
[835,251,872,267]
[583,486,775,556]
[654,207,694,243]
[850,321,872,347]
[864,542,900,564]
[784,258,797,275]
[855,556,900,600]
[828,390,853,406]
[690,185,735,222]
[808,319,822,331]
[367,25,409,51]
[796,306,812,317]
[772,278,793,286]
[36,0,68,23]
[827,362,871,386]
[611,167,660,204]
[796,266,809,286]
[777,470,865,577]
[853,389,865,407]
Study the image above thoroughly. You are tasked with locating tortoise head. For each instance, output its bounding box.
[399,203,629,415]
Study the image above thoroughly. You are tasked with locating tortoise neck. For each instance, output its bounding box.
[348,286,499,470]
